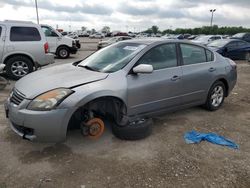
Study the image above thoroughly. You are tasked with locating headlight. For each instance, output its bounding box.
[27,88,73,111]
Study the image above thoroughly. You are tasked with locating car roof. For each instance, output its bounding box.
[0,20,37,26]
[120,38,209,47]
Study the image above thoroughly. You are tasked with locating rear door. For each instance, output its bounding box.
[179,43,216,105]
[127,43,183,115]
[0,25,6,62]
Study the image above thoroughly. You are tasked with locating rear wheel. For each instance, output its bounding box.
[112,119,153,140]
[5,56,33,80]
[204,81,226,111]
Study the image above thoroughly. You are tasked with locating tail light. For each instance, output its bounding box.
[44,42,49,54]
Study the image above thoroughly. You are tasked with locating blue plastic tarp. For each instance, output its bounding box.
[184,130,239,149]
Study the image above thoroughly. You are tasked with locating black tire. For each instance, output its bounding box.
[5,56,33,80]
[112,119,153,140]
[57,46,70,59]
[204,81,226,111]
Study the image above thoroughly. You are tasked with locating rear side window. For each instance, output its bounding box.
[180,44,206,65]
[138,43,177,70]
[206,49,214,62]
[0,27,2,37]
[10,27,41,41]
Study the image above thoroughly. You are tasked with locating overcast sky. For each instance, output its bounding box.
[0,0,249,32]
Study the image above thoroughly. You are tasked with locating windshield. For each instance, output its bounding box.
[207,40,229,48]
[78,42,146,73]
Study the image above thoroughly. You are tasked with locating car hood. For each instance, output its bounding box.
[15,64,109,99]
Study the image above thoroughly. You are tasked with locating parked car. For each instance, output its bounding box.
[128,32,136,38]
[89,33,105,39]
[5,39,237,142]
[208,39,250,61]
[61,31,68,36]
[183,34,191,39]
[97,36,132,49]
[231,33,250,43]
[67,32,78,39]
[187,35,198,40]
[41,24,78,59]
[192,35,223,45]
[0,20,54,80]
[113,32,128,37]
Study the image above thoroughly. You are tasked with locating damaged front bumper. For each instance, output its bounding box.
[5,98,71,142]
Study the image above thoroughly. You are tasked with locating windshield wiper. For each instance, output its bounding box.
[78,65,99,72]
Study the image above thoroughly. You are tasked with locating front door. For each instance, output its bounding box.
[127,43,183,116]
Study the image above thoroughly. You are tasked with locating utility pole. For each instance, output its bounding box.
[35,0,39,24]
[210,9,216,27]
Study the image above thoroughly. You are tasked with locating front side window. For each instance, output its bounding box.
[180,44,206,65]
[0,27,2,37]
[137,43,177,70]
[10,27,41,41]
[78,42,146,73]
[42,26,58,37]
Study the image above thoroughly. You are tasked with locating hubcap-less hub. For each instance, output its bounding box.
[81,118,105,139]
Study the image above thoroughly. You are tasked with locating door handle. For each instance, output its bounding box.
[171,75,180,81]
[209,67,216,72]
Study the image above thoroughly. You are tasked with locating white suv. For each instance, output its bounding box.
[41,25,78,59]
[0,20,54,80]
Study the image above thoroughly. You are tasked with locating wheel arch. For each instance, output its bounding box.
[56,45,70,55]
[3,53,35,67]
[211,78,229,97]
[67,95,128,130]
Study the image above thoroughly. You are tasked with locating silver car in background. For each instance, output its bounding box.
[5,39,237,142]
[0,20,54,80]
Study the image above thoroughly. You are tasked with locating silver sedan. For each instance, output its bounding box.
[5,39,237,142]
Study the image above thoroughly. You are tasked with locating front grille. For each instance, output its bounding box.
[10,89,25,105]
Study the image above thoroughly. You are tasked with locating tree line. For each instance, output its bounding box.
[144,25,250,35]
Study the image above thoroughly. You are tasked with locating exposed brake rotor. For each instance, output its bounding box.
[81,118,105,139]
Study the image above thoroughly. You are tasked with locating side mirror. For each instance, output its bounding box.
[133,64,153,74]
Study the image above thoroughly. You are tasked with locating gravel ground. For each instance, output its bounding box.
[0,39,250,188]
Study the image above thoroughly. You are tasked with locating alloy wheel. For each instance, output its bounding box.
[11,61,29,77]
[211,85,224,107]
